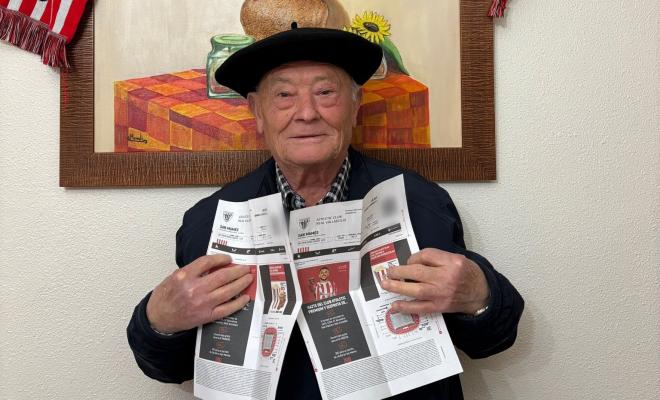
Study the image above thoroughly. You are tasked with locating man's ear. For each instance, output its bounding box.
[351,88,363,127]
[247,92,264,133]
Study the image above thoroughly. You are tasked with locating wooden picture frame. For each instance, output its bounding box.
[60,1,495,187]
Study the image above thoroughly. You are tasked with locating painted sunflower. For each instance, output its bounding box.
[342,26,361,35]
[350,11,391,44]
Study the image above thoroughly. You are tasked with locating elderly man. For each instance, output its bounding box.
[127,27,524,399]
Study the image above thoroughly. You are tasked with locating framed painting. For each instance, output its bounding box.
[60,0,495,187]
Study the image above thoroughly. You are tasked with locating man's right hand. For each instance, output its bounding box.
[146,254,253,334]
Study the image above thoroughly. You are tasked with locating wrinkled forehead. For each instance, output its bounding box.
[257,61,351,90]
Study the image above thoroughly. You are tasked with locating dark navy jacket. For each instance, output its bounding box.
[127,148,524,399]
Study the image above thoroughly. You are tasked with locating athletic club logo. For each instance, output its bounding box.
[223,211,234,222]
[299,217,310,230]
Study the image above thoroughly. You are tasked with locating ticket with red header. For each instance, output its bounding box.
[194,193,301,400]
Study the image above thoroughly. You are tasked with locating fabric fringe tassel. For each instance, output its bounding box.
[0,7,17,41]
[0,7,70,68]
[19,20,49,55]
[42,31,70,68]
[8,9,30,45]
[488,0,508,18]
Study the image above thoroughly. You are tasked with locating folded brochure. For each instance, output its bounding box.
[194,175,462,400]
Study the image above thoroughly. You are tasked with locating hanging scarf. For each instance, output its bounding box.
[488,0,508,18]
[0,0,88,68]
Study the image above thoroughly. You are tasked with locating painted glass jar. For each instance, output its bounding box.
[206,34,255,98]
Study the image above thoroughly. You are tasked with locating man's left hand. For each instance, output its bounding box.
[381,248,490,315]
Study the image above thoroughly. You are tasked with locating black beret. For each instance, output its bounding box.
[215,27,383,98]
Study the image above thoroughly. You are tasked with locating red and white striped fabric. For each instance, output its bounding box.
[314,280,337,300]
[375,268,389,285]
[0,0,88,68]
[488,0,508,18]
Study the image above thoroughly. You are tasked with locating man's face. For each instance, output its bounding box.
[248,62,361,169]
[319,268,330,281]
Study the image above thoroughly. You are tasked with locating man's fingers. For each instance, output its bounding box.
[407,248,457,268]
[210,294,251,321]
[208,273,254,305]
[381,279,436,300]
[390,300,438,314]
[203,263,251,290]
[387,264,438,283]
[187,254,233,276]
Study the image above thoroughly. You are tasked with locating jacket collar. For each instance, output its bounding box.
[255,157,278,197]
[253,146,375,201]
[347,147,375,201]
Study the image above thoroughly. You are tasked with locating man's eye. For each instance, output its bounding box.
[318,89,335,96]
[276,92,291,98]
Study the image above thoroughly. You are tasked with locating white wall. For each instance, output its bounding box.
[1,1,658,399]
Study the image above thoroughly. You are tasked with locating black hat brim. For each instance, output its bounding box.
[215,28,383,98]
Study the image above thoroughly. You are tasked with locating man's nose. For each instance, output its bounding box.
[294,92,320,122]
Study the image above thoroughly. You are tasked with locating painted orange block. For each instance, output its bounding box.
[115,125,128,152]
[221,121,247,137]
[148,83,189,96]
[240,130,265,149]
[172,79,207,91]
[385,94,412,112]
[128,90,159,113]
[127,106,148,132]
[115,96,128,127]
[147,101,170,121]
[387,108,414,129]
[363,80,394,91]
[192,112,232,140]
[114,81,140,100]
[413,127,430,145]
[150,96,184,109]
[360,99,387,115]
[147,114,169,144]
[171,103,211,119]
[409,90,427,108]
[362,126,388,148]
[363,113,387,127]
[412,107,429,127]
[216,106,254,121]
[170,122,192,150]
[361,91,384,104]
[171,70,204,80]
[192,130,235,151]
[400,80,427,93]
[127,77,163,88]
[386,74,410,84]
[373,86,407,99]
[194,99,232,113]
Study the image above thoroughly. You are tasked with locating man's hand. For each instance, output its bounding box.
[381,248,489,315]
[146,254,253,334]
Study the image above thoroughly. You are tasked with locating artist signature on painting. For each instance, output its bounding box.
[127,133,148,144]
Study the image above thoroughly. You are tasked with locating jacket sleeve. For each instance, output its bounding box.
[444,249,525,359]
[126,203,213,384]
[126,292,196,383]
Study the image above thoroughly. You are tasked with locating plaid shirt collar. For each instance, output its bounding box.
[275,156,351,210]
